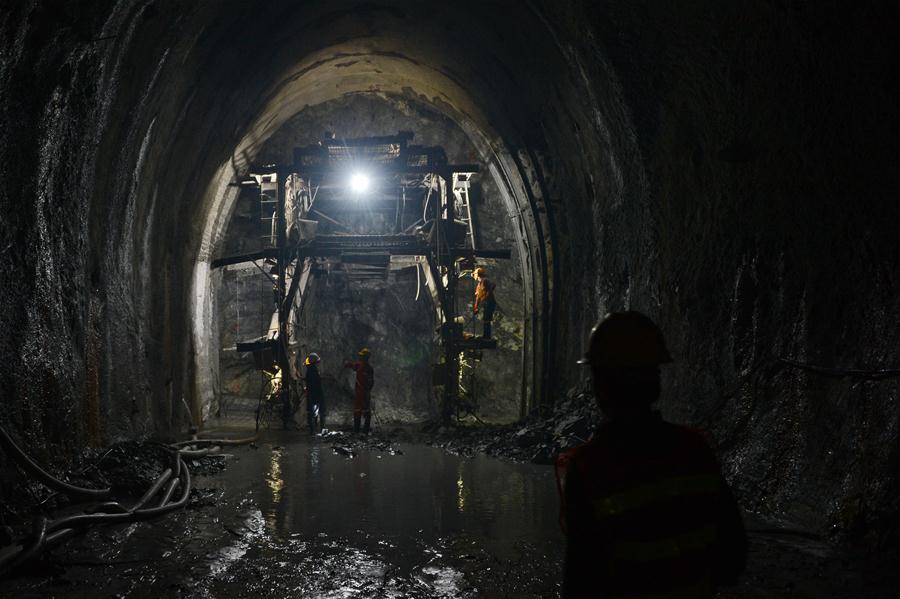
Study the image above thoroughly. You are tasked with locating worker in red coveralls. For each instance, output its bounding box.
[558,311,746,599]
[344,348,375,433]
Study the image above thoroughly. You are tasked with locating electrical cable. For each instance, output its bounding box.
[777,357,900,380]
[415,261,421,301]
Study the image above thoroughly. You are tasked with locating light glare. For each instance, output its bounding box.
[350,173,370,193]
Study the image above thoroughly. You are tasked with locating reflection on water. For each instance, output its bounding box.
[234,441,563,563]
[266,447,285,531]
[207,508,264,577]
[0,438,564,598]
[267,447,284,502]
[456,463,466,513]
[420,564,463,596]
[309,443,320,475]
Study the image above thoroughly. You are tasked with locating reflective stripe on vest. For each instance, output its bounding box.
[592,473,720,518]
[613,524,716,562]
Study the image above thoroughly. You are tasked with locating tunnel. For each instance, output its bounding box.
[0,1,898,596]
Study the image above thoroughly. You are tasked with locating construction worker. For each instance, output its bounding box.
[472,267,497,339]
[344,348,374,433]
[304,353,324,433]
[267,367,292,430]
[560,311,746,598]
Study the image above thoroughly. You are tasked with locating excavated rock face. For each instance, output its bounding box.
[215,94,526,425]
[0,1,897,546]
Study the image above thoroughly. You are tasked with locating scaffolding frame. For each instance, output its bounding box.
[214,133,510,424]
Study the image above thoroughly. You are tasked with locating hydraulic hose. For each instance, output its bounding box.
[177,446,222,458]
[171,435,257,448]
[43,527,75,548]
[85,501,130,514]
[0,454,194,577]
[157,478,180,507]
[0,517,47,574]
[45,508,132,531]
[0,424,110,499]
[130,458,191,518]
[13,517,47,567]
[172,449,181,479]
[45,458,191,533]
[130,468,172,511]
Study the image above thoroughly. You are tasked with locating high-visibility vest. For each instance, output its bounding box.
[558,414,746,599]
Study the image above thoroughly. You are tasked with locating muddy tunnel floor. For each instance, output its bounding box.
[1,431,895,598]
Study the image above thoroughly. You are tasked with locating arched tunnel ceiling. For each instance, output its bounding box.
[188,5,584,419]
[185,0,591,189]
[202,41,521,263]
[234,46,492,166]
[192,39,558,422]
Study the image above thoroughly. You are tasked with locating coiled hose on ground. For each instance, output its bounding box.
[0,424,256,577]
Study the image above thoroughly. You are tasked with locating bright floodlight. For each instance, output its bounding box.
[349,172,370,193]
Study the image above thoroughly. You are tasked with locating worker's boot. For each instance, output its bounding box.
[363,413,371,434]
[353,414,361,433]
[482,321,492,339]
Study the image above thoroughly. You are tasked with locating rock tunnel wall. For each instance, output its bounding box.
[546,2,900,545]
[0,1,190,496]
[0,0,897,545]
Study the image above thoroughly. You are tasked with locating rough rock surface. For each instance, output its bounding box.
[0,0,897,551]
[422,389,601,466]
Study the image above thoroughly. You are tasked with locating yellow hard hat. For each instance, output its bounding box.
[578,311,672,367]
[473,267,486,278]
[358,347,371,357]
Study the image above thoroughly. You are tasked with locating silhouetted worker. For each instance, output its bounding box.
[344,348,375,433]
[304,353,324,433]
[473,267,497,339]
[560,311,746,599]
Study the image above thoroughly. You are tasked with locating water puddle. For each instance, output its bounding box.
[0,434,564,597]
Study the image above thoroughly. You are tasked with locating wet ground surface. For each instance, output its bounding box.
[2,431,563,598]
[1,429,896,598]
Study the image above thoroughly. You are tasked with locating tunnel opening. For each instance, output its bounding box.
[192,68,556,432]
[209,121,525,430]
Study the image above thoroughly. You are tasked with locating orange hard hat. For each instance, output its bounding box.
[578,311,672,367]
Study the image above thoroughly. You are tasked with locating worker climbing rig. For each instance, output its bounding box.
[213,132,510,424]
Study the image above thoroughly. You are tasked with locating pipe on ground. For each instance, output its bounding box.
[0,425,111,499]
[45,459,191,533]
[0,517,47,574]
[131,468,172,511]
[0,429,247,576]
[0,458,192,577]
[178,446,222,458]
[170,435,257,448]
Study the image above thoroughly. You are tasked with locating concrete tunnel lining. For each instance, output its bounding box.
[191,47,559,425]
